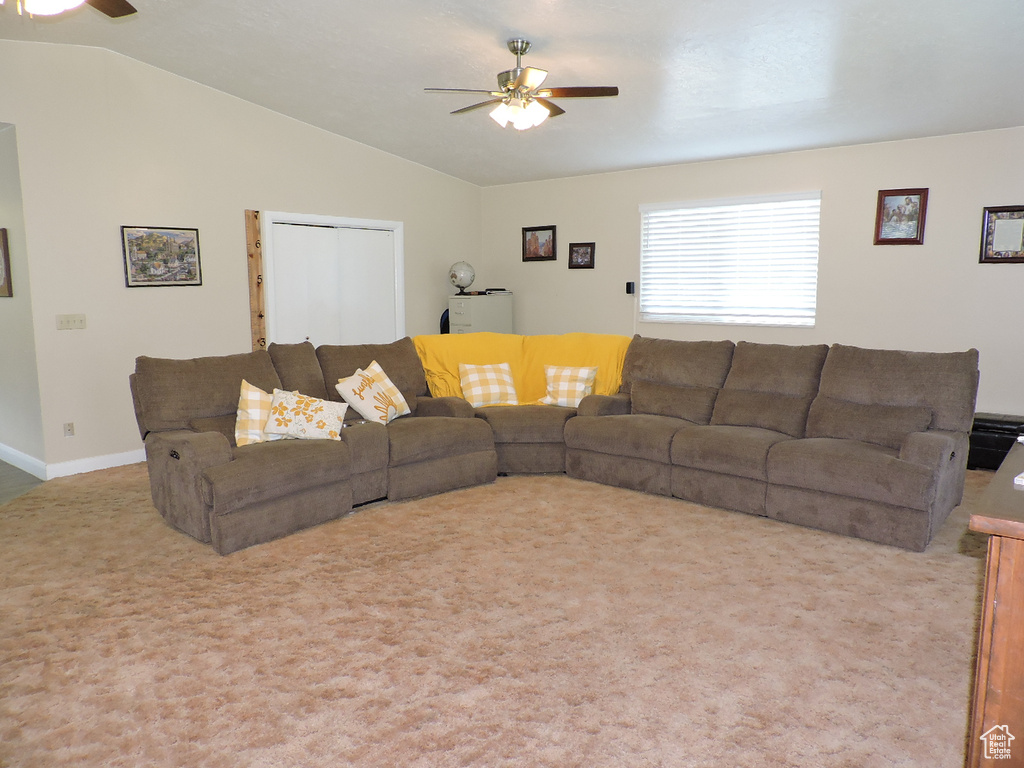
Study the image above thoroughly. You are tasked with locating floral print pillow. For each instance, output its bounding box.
[263,389,348,441]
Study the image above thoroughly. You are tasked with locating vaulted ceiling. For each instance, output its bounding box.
[3,0,1023,186]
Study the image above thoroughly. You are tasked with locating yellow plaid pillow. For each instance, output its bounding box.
[540,365,598,407]
[264,389,348,440]
[335,360,411,424]
[459,362,519,408]
[235,380,293,446]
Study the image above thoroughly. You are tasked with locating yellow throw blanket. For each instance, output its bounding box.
[413,332,632,405]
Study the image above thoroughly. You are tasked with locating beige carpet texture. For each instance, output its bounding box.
[1,463,992,767]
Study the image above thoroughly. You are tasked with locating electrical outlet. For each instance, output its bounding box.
[63,422,75,437]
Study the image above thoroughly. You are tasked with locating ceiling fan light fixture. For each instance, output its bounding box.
[22,0,85,14]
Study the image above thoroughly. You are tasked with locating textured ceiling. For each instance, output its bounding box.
[2,0,1023,186]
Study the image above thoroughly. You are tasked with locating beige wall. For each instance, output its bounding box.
[479,129,1024,415]
[0,40,481,476]
[0,123,45,468]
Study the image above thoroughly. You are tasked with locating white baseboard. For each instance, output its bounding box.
[0,443,47,480]
[0,443,146,481]
[45,449,147,480]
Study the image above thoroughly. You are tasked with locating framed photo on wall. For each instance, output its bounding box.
[121,226,202,287]
[568,242,595,269]
[0,228,11,298]
[874,188,928,245]
[522,225,556,262]
[979,206,1024,263]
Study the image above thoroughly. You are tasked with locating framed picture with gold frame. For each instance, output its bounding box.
[979,206,1024,264]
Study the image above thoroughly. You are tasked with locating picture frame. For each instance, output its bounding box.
[979,206,1024,264]
[122,226,202,287]
[0,228,11,298]
[522,225,556,262]
[873,188,928,245]
[568,242,595,269]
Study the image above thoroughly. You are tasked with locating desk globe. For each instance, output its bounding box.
[449,261,475,295]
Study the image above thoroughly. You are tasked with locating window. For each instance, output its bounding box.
[639,192,821,327]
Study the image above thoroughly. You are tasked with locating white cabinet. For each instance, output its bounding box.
[448,293,514,333]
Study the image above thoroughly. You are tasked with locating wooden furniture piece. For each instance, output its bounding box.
[448,293,514,333]
[968,442,1024,767]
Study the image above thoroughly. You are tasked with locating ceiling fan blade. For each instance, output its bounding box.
[85,0,137,17]
[535,86,619,99]
[513,67,548,91]
[534,98,566,118]
[426,88,503,96]
[451,99,503,115]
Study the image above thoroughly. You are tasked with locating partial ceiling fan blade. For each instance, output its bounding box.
[426,88,503,96]
[534,98,566,118]
[536,86,619,99]
[513,67,548,91]
[85,0,137,17]
[451,98,503,115]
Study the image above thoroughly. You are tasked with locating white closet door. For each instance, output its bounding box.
[267,222,399,347]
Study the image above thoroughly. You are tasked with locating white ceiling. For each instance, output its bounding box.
[3,0,1023,187]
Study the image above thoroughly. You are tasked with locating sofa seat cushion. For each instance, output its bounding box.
[766,438,936,511]
[387,416,494,468]
[671,425,794,481]
[565,414,692,463]
[203,439,351,517]
[475,405,576,444]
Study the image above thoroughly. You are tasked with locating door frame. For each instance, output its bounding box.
[257,210,405,347]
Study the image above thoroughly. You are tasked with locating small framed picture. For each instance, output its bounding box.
[874,188,928,245]
[121,226,202,287]
[979,206,1024,264]
[568,242,595,269]
[522,225,556,262]
[0,228,11,298]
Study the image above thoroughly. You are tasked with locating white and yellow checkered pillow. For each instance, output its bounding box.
[263,389,348,440]
[235,379,292,446]
[459,362,519,408]
[335,360,411,424]
[540,365,598,407]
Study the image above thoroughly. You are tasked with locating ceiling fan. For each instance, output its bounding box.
[426,39,618,130]
[1,0,136,17]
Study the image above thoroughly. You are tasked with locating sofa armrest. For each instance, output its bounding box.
[145,430,233,543]
[412,395,475,418]
[577,393,631,417]
[899,430,958,468]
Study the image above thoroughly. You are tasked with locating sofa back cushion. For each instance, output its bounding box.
[805,396,933,449]
[621,337,734,424]
[316,336,428,413]
[812,344,980,433]
[268,341,329,400]
[631,381,719,423]
[133,351,282,436]
[710,341,829,436]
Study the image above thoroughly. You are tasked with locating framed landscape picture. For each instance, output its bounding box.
[874,188,928,245]
[0,228,11,297]
[979,206,1024,264]
[121,226,202,287]
[568,242,595,269]
[522,225,556,262]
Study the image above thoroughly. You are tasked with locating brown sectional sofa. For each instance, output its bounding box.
[131,333,979,554]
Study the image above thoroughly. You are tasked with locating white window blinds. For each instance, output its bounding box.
[639,192,821,327]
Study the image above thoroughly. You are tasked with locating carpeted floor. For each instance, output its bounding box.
[0,463,992,767]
